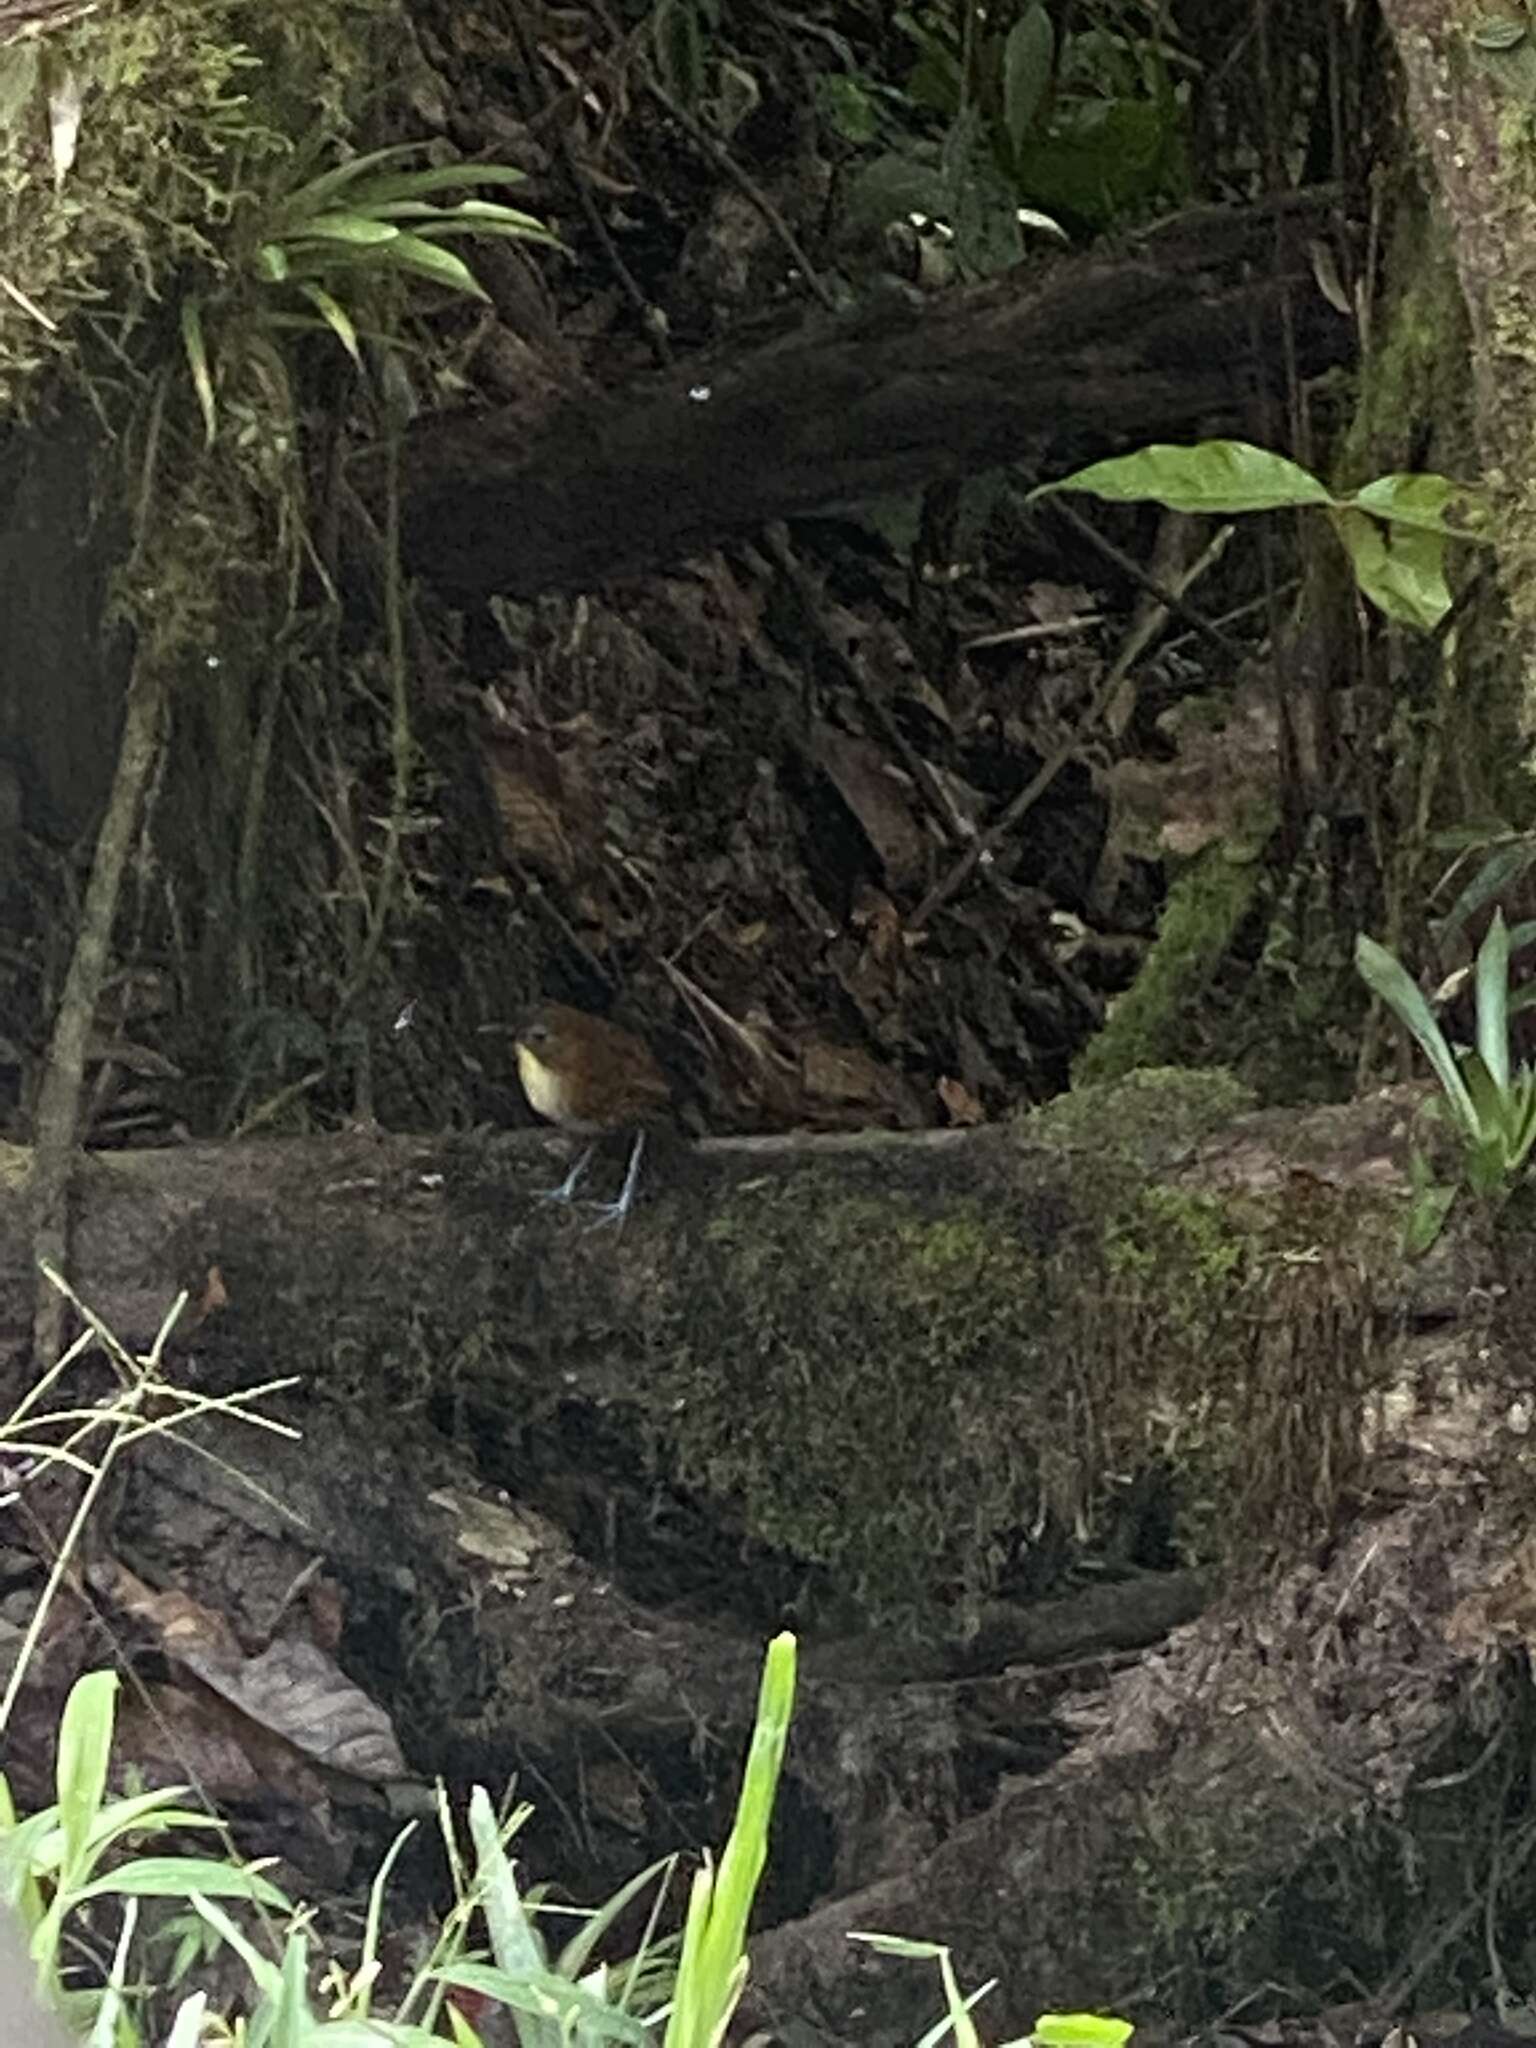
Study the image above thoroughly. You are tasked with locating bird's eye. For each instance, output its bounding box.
[528,1023,548,1045]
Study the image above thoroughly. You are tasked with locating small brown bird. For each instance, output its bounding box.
[513,1002,672,1228]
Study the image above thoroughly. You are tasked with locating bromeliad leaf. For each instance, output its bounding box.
[1354,934,1479,1138]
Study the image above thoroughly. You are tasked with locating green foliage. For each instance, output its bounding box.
[179,141,557,441]
[1073,847,1266,1088]
[0,1670,291,2041]
[849,1934,1135,2048]
[1032,440,1490,631]
[816,0,1191,282]
[0,0,397,409]
[0,1637,796,2045]
[1356,911,1536,1249]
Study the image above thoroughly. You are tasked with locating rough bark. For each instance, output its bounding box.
[1375,3,1536,724]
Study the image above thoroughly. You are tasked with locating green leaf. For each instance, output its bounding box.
[179,298,219,446]
[817,73,881,145]
[1403,1163,1457,1257]
[269,142,432,224]
[187,1894,283,2002]
[279,210,399,246]
[74,1855,292,1908]
[1434,840,1536,948]
[269,1930,315,2041]
[1355,934,1480,1138]
[1014,94,1188,228]
[847,1933,947,1960]
[434,1963,652,2045]
[55,1672,118,1883]
[653,0,707,105]
[85,1788,201,1849]
[940,103,1023,278]
[1330,507,1451,631]
[1003,6,1054,156]
[387,236,489,295]
[0,1808,61,1913]
[343,163,532,206]
[556,1855,675,1984]
[1033,440,1331,515]
[1351,472,1490,540]
[666,1633,796,2048]
[1033,2019,1135,2048]
[465,1790,551,2046]
[297,283,361,364]
[1476,909,1512,1095]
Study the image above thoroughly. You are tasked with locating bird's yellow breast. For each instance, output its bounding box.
[516,1044,572,1125]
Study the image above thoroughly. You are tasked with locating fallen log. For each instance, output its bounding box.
[400,195,1353,603]
[0,1070,1519,2043]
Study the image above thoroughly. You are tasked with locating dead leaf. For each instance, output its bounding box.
[937,1075,985,1125]
[804,723,926,886]
[480,726,584,881]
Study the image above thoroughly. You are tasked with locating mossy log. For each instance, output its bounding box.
[0,1071,1524,2043]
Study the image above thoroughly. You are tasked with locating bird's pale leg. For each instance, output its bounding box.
[585,1131,647,1231]
[535,1143,595,1204]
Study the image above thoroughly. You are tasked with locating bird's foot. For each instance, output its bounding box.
[533,1145,594,1205]
[581,1131,647,1233]
[582,1196,633,1233]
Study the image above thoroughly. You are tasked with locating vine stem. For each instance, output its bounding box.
[28,653,168,1372]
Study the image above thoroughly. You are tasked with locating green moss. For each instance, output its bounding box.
[652,1070,1388,1629]
[0,1,406,411]
[1074,847,1263,1089]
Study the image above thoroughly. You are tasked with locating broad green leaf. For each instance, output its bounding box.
[838,151,948,240]
[1351,472,1489,540]
[653,0,707,105]
[55,1672,117,1881]
[941,102,1023,278]
[1355,934,1479,1137]
[1330,507,1451,631]
[85,1786,197,1849]
[1003,6,1054,156]
[1476,910,1512,1094]
[1033,440,1331,515]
